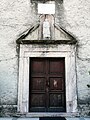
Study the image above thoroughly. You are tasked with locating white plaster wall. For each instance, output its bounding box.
[0,0,90,116]
[0,0,37,105]
[63,0,90,104]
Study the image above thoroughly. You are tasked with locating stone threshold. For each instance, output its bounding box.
[5,112,79,118]
[0,112,79,118]
[0,117,90,120]
[26,112,79,117]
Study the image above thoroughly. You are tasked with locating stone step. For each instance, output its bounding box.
[0,118,90,120]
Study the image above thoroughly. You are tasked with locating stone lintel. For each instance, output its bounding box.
[16,40,77,45]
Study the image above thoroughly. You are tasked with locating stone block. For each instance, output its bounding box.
[66,118,80,120]
[66,118,90,120]
[0,118,13,120]
[17,118,39,120]
[84,118,90,120]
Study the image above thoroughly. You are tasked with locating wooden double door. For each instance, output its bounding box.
[29,58,66,112]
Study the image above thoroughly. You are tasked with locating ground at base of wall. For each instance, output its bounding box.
[0,118,90,120]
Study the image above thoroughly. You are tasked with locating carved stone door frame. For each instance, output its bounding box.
[18,44,77,115]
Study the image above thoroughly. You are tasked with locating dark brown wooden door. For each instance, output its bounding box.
[29,58,66,112]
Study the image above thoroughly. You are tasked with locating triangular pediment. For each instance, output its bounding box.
[54,24,74,40]
[16,23,77,44]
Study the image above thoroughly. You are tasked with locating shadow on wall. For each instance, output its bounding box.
[55,0,67,27]
[40,117,66,120]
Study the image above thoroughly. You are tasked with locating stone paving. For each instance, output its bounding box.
[0,118,90,120]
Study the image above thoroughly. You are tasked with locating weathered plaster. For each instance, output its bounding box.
[0,0,36,107]
[63,0,90,115]
[0,0,90,117]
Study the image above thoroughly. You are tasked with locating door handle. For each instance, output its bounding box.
[46,81,49,87]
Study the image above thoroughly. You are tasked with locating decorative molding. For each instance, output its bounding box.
[18,44,77,114]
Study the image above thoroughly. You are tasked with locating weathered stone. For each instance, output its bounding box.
[17,118,39,120]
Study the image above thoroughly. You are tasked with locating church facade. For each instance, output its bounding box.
[0,0,90,118]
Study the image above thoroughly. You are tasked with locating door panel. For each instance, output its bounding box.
[31,77,45,91]
[31,94,45,107]
[49,78,63,91]
[29,58,66,112]
[50,94,62,107]
[31,59,45,74]
[49,60,64,74]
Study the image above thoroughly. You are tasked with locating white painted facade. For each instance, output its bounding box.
[0,0,90,117]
